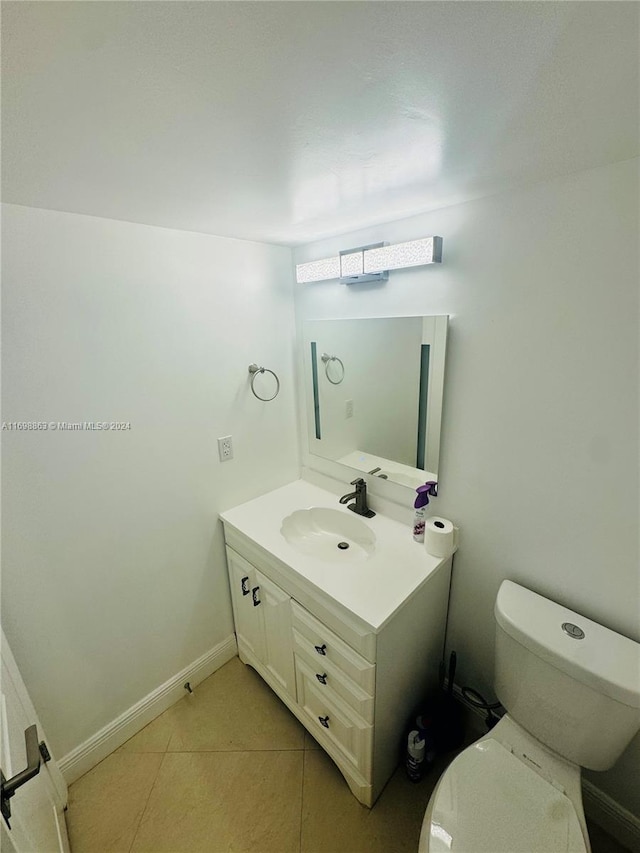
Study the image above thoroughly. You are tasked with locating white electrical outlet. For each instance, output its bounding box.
[345,399,354,419]
[217,435,233,461]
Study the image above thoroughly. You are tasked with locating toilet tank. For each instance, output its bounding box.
[494,580,640,771]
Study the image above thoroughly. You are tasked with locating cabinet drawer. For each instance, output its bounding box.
[293,634,374,723]
[295,656,372,777]
[291,601,375,695]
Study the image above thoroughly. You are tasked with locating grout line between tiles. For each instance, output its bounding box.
[124,746,307,853]
[126,750,169,853]
[162,746,307,753]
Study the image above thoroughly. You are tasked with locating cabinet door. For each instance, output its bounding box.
[255,569,296,698]
[227,548,266,663]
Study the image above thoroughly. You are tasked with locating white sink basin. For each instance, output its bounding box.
[280,507,376,563]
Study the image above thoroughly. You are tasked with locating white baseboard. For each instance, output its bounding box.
[59,635,238,785]
[450,682,640,852]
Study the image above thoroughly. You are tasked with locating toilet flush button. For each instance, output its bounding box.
[562,622,585,639]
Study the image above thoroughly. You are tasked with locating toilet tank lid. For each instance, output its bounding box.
[495,581,640,709]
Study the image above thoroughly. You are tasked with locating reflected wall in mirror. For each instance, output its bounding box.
[302,316,448,490]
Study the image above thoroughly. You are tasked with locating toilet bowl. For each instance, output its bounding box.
[418,580,640,853]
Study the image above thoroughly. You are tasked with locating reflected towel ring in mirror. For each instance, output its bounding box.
[321,353,345,385]
[248,364,280,401]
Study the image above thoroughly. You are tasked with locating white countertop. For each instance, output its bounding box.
[336,450,435,489]
[220,479,448,632]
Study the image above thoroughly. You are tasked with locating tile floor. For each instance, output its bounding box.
[66,657,630,853]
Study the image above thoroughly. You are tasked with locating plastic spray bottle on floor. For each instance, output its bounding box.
[413,481,438,542]
[405,730,426,782]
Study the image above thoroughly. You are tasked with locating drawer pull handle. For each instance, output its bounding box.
[241,576,250,595]
[318,715,330,729]
[252,586,261,606]
[316,673,327,685]
[314,644,327,656]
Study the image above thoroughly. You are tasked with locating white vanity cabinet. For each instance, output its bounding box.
[221,480,453,807]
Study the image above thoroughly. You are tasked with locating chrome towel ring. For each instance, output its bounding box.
[321,353,345,385]
[248,364,280,401]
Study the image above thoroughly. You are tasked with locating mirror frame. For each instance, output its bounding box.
[300,315,448,494]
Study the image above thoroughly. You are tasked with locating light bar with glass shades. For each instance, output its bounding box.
[295,236,443,284]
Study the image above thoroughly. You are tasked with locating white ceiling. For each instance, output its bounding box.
[2,2,638,247]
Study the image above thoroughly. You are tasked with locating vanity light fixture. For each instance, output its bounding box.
[295,236,443,284]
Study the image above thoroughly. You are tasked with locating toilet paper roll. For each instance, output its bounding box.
[424,516,459,558]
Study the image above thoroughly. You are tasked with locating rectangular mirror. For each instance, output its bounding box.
[302,315,448,490]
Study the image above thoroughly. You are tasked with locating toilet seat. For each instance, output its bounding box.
[419,738,588,853]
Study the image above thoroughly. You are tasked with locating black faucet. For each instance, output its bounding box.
[339,478,376,518]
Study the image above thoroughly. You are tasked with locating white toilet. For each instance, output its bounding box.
[419,580,640,853]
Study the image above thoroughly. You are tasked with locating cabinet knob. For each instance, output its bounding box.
[315,673,327,685]
[241,576,250,596]
[318,715,330,729]
[314,643,327,656]
[252,586,261,607]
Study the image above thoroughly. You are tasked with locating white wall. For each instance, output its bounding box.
[1,204,300,758]
[353,318,420,466]
[294,159,640,816]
